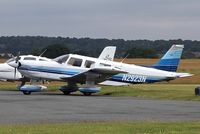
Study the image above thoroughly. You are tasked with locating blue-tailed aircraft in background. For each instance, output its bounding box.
[8,45,192,95]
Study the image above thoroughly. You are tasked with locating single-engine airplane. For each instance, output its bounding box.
[0,47,115,83]
[0,55,53,87]
[8,45,192,95]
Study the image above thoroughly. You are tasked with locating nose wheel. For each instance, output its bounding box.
[59,82,78,95]
[22,91,31,95]
[62,91,72,95]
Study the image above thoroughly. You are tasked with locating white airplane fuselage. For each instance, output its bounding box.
[13,54,182,84]
[6,45,192,95]
[0,55,52,81]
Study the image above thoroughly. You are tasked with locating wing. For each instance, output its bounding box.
[60,67,127,83]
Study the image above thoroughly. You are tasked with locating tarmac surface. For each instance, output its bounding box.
[0,91,200,124]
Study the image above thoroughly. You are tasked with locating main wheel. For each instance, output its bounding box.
[83,92,92,96]
[22,91,31,95]
[62,91,71,95]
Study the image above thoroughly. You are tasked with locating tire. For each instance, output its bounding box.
[22,91,31,95]
[83,92,92,96]
[62,91,71,95]
[195,87,200,95]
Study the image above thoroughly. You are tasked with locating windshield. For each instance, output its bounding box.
[6,57,21,63]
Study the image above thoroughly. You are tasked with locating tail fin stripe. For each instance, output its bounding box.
[152,44,184,72]
[155,58,180,65]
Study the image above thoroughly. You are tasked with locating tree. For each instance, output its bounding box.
[42,44,70,58]
[126,47,158,58]
[31,48,42,56]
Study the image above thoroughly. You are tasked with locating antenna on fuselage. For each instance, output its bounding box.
[120,54,129,63]
[39,49,47,57]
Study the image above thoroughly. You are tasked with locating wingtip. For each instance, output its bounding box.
[176,73,194,78]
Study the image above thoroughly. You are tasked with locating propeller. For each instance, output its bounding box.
[15,52,20,63]
[14,52,21,79]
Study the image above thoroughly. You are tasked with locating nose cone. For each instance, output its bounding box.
[8,61,19,68]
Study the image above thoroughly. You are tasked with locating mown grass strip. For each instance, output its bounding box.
[0,121,200,134]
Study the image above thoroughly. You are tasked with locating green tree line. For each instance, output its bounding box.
[0,36,199,58]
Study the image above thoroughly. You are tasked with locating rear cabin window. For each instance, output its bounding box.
[24,57,36,60]
[39,59,47,61]
[68,58,82,67]
[85,60,95,68]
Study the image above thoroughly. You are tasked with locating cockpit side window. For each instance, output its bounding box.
[39,59,47,61]
[85,60,95,68]
[24,57,36,60]
[68,57,82,67]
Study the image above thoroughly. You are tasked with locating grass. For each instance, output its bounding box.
[1,82,199,101]
[99,84,200,101]
[0,59,200,133]
[0,121,200,134]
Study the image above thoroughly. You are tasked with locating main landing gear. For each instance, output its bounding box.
[59,82,101,96]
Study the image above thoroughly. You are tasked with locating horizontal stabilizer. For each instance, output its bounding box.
[175,73,193,78]
[99,80,130,86]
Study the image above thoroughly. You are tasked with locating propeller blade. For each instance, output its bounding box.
[14,68,16,79]
[15,51,21,63]
[13,51,21,79]
[18,62,21,68]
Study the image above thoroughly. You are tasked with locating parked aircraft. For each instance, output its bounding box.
[8,45,192,95]
[0,59,22,81]
[0,47,116,82]
[2,46,115,94]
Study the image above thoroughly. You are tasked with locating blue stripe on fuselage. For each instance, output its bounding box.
[19,66,80,76]
[111,74,170,84]
[18,65,171,84]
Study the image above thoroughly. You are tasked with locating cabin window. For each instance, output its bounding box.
[68,58,82,67]
[23,57,36,60]
[39,59,47,61]
[85,60,95,68]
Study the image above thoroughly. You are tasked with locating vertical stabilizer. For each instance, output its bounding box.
[152,44,184,72]
[98,46,116,61]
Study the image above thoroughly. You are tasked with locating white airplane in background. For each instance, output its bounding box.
[8,45,192,95]
[0,55,52,85]
[0,59,22,81]
[0,47,116,94]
